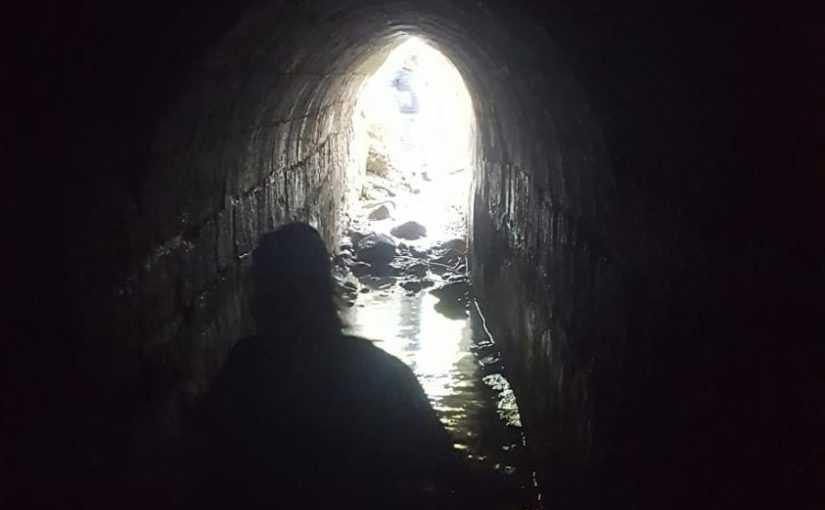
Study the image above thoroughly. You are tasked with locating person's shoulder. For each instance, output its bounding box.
[338,334,412,373]
[229,335,263,353]
[224,335,278,366]
[337,335,432,409]
[338,334,386,356]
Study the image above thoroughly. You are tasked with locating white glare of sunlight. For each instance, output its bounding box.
[343,291,464,402]
[353,36,474,243]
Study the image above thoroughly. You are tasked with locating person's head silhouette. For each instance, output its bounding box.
[252,223,341,340]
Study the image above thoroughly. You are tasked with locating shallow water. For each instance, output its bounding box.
[342,286,539,508]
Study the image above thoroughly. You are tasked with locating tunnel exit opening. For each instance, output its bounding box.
[345,36,475,246]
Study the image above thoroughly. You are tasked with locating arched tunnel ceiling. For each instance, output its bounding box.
[150,0,611,246]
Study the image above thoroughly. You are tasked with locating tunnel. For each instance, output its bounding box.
[5,0,824,508]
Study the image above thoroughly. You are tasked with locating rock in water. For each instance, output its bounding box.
[367,204,392,220]
[350,261,372,277]
[441,238,467,253]
[356,233,397,265]
[389,258,428,278]
[430,279,471,319]
[434,299,468,320]
[428,248,462,268]
[406,261,428,278]
[391,221,427,240]
[400,278,435,294]
[430,279,470,302]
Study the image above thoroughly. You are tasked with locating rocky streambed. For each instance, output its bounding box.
[334,227,470,319]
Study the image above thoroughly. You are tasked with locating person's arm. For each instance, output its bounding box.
[390,363,467,484]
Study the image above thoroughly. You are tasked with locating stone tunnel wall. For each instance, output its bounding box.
[66,3,387,483]
[463,8,618,505]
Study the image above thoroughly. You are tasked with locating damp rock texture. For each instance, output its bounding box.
[390,220,427,240]
[8,1,822,509]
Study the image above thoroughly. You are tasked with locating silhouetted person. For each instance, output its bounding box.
[201,223,463,509]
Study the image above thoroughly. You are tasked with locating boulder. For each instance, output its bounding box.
[368,263,395,277]
[356,233,397,265]
[440,238,467,253]
[434,299,468,320]
[430,279,470,303]
[389,258,428,278]
[391,221,427,240]
[430,277,471,319]
[406,261,428,278]
[429,248,462,267]
[350,261,371,277]
[367,204,392,220]
[400,278,435,294]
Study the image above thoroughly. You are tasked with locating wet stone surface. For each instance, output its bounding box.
[355,232,397,266]
[390,220,427,240]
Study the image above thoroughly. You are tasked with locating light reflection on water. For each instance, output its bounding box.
[343,290,473,429]
[342,287,536,505]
